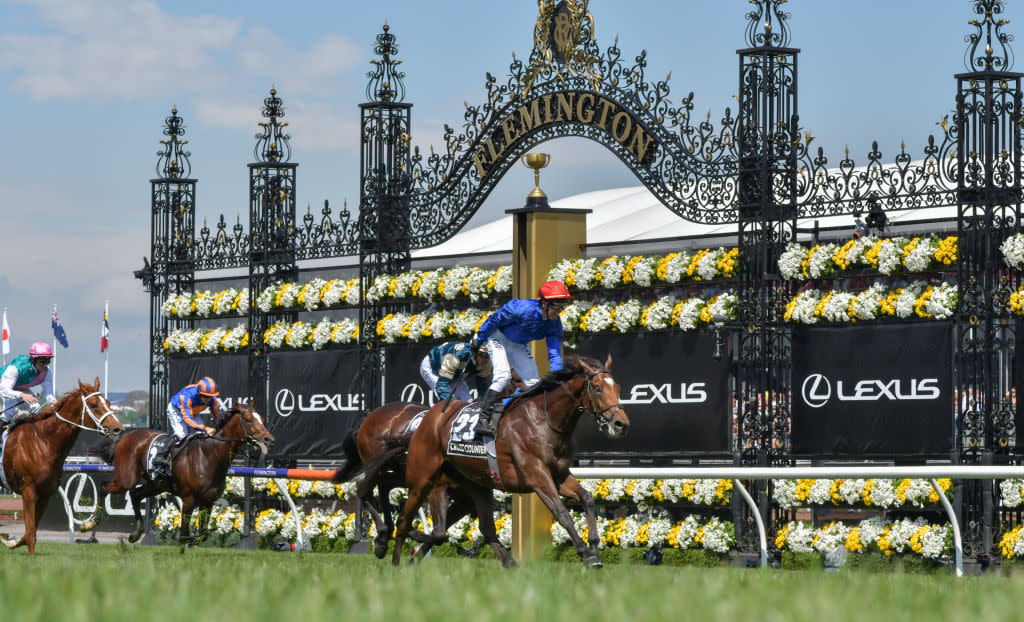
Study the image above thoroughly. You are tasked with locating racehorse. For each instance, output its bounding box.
[85,402,274,549]
[0,377,123,555]
[333,375,526,559]
[387,354,629,568]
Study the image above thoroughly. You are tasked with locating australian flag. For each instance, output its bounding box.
[52,311,69,348]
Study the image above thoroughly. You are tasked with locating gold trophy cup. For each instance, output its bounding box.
[521,153,551,203]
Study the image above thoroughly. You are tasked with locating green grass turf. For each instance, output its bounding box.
[1,542,1021,622]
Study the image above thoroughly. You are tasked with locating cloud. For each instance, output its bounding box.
[0,0,362,103]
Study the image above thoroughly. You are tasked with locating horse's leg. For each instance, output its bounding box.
[5,485,37,553]
[127,483,153,543]
[178,499,195,554]
[530,473,600,568]
[392,472,443,567]
[468,487,515,568]
[558,475,600,557]
[372,478,396,559]
[410,486,449,561]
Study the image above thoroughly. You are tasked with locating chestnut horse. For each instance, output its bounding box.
[0,377,123,555]
[388,354,629,568]
[85,402,274,549]
[333,374,527,559]
[332,403,475,559]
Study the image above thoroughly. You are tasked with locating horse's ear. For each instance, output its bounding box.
[605,353,613,369]
[93,376,101,390]
[77,379,88,392]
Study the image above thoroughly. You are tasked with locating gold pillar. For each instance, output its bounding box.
[505,202,589,562]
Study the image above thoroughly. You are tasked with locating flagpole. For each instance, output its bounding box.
[52,303,57,394]
[104,301,109,398]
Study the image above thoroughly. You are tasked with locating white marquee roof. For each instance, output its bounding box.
[412,185,960,260]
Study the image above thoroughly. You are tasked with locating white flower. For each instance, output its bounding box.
[806,244,839,279]
[1002,233,1024,269]
[837,479,866,505]
[417,270,444,301]
[772,479,800,510]
[642,296,679,330]
[787,290,821,324]
[392,271,422,299]
[855,516,890,548]
[875,238,906,275]
[887,517,928,553]
[491,265,512,294]
[613,299,642,332]
[571,258,602,290]
[598,256,627,287]
[675,298,705,331]
[659,252,692,284]
[895,281,927,318]
[255,509,285,537]
[547,259,573,284]
[581,303,615,333]
[850,283,887,320]
[924,282,957,319]
[780,521,816,553]
[299,278,327,311]
[631,256,659,287]
[1001,479,1024,507]
[903,237,935,272]
[869,479,899,508]
[345,278,363,305]
[699,516,735,553]
[818,291,855,323]
[778,244,807,280]
[442,266,473,300]
[808,479,833,505]
[365,275,392,303]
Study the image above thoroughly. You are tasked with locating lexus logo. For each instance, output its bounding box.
[799,373,941,408]
[801,374,831,409]
[400,383,435,406]
[275,389,296,417]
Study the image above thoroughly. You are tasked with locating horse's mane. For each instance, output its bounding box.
[30,388,81,422]
[508,353,605,406]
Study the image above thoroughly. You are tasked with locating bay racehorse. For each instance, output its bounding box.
[1,377,123,555]
[85,402,274,549]
[333,374,526,559]
[388,354,629,568]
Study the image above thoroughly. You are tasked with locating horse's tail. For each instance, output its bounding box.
[331,429,363,484]
[85,437,118,465]
[355,437,408,500]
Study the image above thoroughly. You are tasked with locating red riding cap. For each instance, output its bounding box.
[538,280,572,301]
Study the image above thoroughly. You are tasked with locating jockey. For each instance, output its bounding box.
[0,342,57,431]
[470,280,572,434]
[151,377,221,478]
[421,340,511,437]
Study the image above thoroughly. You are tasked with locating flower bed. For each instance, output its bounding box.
[560,294,737,338]
[162,288,249,319]
[772,478,952,510]
[778,235,958,280]
[784,281,957,323]
[776,517,953,560]
[163,324,249,354]
[548,249,739,291]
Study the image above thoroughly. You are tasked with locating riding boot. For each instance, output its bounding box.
[2,411,30,432]
[473,389,503,436]
[151,445,173,480]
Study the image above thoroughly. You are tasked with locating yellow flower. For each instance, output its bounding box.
[934,236,958,264]
[845,528,863,552]
[832,240,857,270]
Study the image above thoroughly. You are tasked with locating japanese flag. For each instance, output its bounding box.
[1,310,8,356]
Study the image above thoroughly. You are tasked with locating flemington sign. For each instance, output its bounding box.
[472,91,657,180]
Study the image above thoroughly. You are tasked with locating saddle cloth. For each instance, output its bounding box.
[143,433,174,479]
[403,410,428,437]
[446,403,496,459]
[0,429,9,491]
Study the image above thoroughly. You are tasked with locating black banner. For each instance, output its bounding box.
[1016,321,1024,448]
[267,349,362,460]
[791,322,953,457]
[572,332,731,456]
[167,354,252,411]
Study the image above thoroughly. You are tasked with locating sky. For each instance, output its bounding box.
[0,0,983,393]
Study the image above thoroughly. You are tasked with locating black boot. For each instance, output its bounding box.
[151,447,172,480]
[473,389,503,437]
[2,411,30,432]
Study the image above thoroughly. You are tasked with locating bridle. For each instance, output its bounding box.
[209,407,266,450]
[546,368,624,435]
[53,391,121,438]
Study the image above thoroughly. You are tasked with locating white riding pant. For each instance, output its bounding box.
[166,404,191,440]
[491,330,540,387]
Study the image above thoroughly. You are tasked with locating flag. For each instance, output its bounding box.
[52,311,69,348]
[1,310,9,356]
[101,308,110,353]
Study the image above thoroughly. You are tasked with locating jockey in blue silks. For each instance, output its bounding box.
[152,377,221,478]
[469,280,572,434]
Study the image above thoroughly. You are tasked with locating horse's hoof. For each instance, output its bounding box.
[128,530,144,544]
[502,557,517,569]
[373,541,388,559]
[582,555,603,569]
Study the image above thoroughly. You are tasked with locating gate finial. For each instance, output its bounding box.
[366,23,407,103]
[964,0,1015,72]
[156,106,191,179]
[744,0,791,49]
[254,87,292,163]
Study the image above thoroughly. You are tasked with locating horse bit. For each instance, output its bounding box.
[548,369,624,434]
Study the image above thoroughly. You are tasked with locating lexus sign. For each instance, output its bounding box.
[791,323,953,457]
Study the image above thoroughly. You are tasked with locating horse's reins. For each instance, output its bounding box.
[542,369,623,435]
[52,391,120,438]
